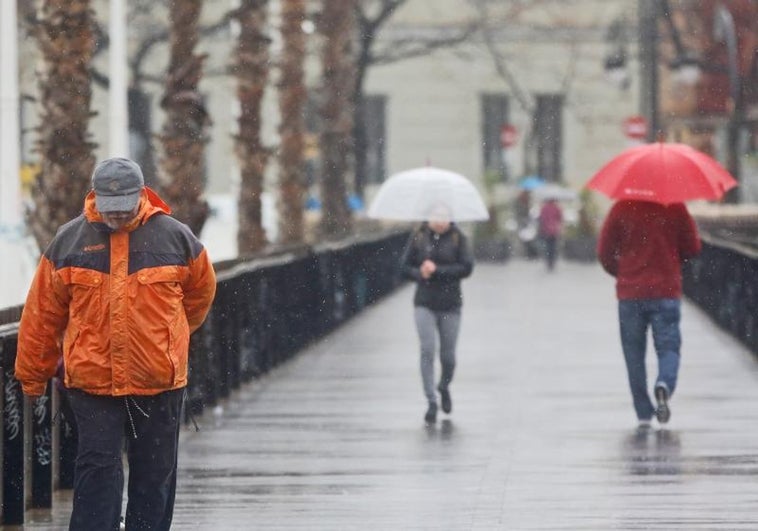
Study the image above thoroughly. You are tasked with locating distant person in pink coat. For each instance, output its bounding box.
[538,198,563,271]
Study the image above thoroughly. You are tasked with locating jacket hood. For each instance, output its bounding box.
[84,186,172,230]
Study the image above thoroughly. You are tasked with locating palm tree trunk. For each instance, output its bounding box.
[318,0,356,239]
[159,0,210,236]
[29,0,96,251]
[234,0,270,254]
[276,0,307,244]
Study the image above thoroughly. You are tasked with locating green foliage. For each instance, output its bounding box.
[476,170,509,238]
[481,168,502,199]
[565,189,599,238]
[473,172,516,263]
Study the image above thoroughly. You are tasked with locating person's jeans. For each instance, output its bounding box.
[67,388,184,531]
[618,298,681,420]
[414,306,461,404]
[542,235,558,270]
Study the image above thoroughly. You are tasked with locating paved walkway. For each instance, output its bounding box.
[18,259,758,530]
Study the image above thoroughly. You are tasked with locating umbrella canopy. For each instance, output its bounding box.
[518,175,546,190]
[533,183,578,202]
[586,142,737,204]
[367,167,489,222]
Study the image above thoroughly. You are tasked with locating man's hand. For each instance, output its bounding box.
[420,259,437,279]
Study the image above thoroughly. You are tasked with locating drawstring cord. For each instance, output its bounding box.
[124,396,150,439]
[54,390,195,438]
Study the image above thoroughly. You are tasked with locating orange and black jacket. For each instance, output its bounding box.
[15,187,217,397]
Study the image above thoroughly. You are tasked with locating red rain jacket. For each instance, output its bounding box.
[597,200,701,300]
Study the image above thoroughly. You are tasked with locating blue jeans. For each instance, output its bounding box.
[618,299,681,421]
[541,235,558,270]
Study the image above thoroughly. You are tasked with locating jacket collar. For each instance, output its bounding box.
[84,186,172,232]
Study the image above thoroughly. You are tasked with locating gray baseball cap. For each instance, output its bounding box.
[91,157,145,213]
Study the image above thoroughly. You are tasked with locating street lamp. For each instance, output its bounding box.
[604,18,631,91]
[604,1,707,140]
[669,53,702,87]
[713,3,742,202]
[634,0,701,142]
[606,1,744,197]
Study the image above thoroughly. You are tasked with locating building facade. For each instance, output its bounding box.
[659,0,758,202]
[16,0,650,242]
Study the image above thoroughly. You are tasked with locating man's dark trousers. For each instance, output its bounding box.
[67,388,184,531]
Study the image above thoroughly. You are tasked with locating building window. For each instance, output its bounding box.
[480,93,509,180]
[533,94,564,182]
[305,94,386,192]
[360,94,387,185]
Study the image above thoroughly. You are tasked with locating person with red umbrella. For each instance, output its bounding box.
[588,142,737,428]
[537,198,564,271]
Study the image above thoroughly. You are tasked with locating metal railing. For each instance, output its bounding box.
[683,231,758,354]
[0,230,410,525]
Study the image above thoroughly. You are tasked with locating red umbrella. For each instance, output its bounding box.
[586,142,737,204]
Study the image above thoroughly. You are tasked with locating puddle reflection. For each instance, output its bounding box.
[621,428,682,476]
[424,419,456,441]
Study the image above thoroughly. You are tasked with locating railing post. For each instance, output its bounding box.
[30,384,53,508]
[187,326,209,420]
[2,337,25,524]
[237,274,255,382]
[56,388,77,489]
[30,385,53,508]
[215,283,233,399]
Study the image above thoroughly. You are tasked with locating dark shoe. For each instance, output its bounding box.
[438,385,452,414]
[655,385,670,424]
[424,402,438,424]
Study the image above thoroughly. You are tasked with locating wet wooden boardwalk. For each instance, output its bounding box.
[18,260,758,530]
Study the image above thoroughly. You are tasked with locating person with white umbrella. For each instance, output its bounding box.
[369,167,486,424]
[399,202,474,424]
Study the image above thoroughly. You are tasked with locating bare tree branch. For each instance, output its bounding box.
[88,3,238,89]
[357,0,404,34]
[369,23,477,65]
[472,2,533,113]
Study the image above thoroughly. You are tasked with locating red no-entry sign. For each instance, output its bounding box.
[622,115,647,140]
[500,124,518,148]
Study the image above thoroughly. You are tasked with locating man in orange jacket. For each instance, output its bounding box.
[16,157,216,530]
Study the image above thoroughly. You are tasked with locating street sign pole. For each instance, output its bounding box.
[500,124,518,179]
[623,115,648,143]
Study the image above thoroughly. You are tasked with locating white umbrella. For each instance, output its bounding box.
[532,183,578,202]
[367,167,489,222]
